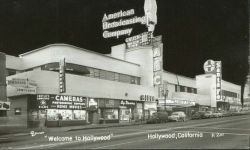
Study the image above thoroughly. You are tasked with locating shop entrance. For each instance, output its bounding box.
[88,111,99,124]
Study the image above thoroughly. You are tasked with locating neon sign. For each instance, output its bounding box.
[102,9,146,39]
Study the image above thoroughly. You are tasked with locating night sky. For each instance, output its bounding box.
[0,0,248,87]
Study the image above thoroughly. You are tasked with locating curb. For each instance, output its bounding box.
[0,122,146,137]
[67,123,145,132]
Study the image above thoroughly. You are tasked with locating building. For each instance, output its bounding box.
[3,40,242,128]
[5,43,156,128]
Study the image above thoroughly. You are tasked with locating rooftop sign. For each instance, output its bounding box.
[102,9,146,39]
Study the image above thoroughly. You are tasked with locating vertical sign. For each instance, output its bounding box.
[59,58,66,93]
[215,61,222,100]
[203,59,222,101]
[152,36,163,86]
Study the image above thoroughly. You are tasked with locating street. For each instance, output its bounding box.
[1,115,250,149]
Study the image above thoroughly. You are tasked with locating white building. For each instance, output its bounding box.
[2,40,242,128]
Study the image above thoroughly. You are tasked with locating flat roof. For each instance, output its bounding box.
[163,70,196,81]
[19,43,140,66]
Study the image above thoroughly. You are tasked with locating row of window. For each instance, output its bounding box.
[175,85,197,94]
[41,62,140,85]
[222,90,238,98]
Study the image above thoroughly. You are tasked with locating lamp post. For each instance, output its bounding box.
[164,90,168,112]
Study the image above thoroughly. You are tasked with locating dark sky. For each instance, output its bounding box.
[0,0,248,87]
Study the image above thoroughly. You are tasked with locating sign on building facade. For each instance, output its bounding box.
[204,59,222,101]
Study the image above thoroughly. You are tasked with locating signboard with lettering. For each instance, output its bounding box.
[7,78,37,88]
[37,94,86,110]
[120,100,136,106]
[203,60,222,100]
[125,32,152,49]
[215,61,222,100]
[7,78,37,95]
[0,101,10,110]
[158,98,195,106]
[16,87,36,94]
[59,58,66,93]
[152,36,163,86]
[102,9,146,39]
[140,95,155,102]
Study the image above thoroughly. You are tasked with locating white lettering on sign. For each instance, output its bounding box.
[59,58,66,93]
[125,32,152,49]
[121,100,136,106]
[102,9,147,39]
[215,61,222,100]
[55,95,84,102]
[16,87,36,94]
[103,16,146,30]
[102,9,135,22]
[103,28,133,39]
[140,95,155,102]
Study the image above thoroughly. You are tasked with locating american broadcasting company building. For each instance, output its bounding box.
[0,40,242,128]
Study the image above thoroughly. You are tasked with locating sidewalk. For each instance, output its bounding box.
[0,121,146,137]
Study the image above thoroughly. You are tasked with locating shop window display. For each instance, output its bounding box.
[103,109,118,119]
[47,109,86,120]
[73,110,86,120]
[120,109,130,121]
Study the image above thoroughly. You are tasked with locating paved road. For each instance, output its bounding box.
[1,115,250,149]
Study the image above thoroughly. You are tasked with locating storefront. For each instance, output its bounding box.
[98,99,120,124]
[144,102,157,119]
[119,100,136,122]
[30,94,87,127]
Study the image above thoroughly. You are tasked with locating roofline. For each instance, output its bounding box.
[196,74,241,87]
[163,70,196,81]
[19,43,140,66]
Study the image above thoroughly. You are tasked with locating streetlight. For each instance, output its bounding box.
[164,90,168,112]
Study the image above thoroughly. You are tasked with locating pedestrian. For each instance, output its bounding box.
[58,113,63,127]
[39,113,46,131]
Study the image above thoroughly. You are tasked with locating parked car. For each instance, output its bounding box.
[212,111,223,118]
[204,111,213,118]
[191,111,205,120]
[221,111,232,117]
[168,111,186,122]
[146,112,169,124]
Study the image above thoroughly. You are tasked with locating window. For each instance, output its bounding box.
[106,71,115,81]
[93,69,100,78]
[99,70,106,79]
[46,109,86,120]
[88,68,94,77]
[102,109,119,120]
[0,110,7,117]
[114,73,119,81]
[187,87,192,93]
[130,76,136,84]
[180,86,185,92]
[119,74,130,83]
